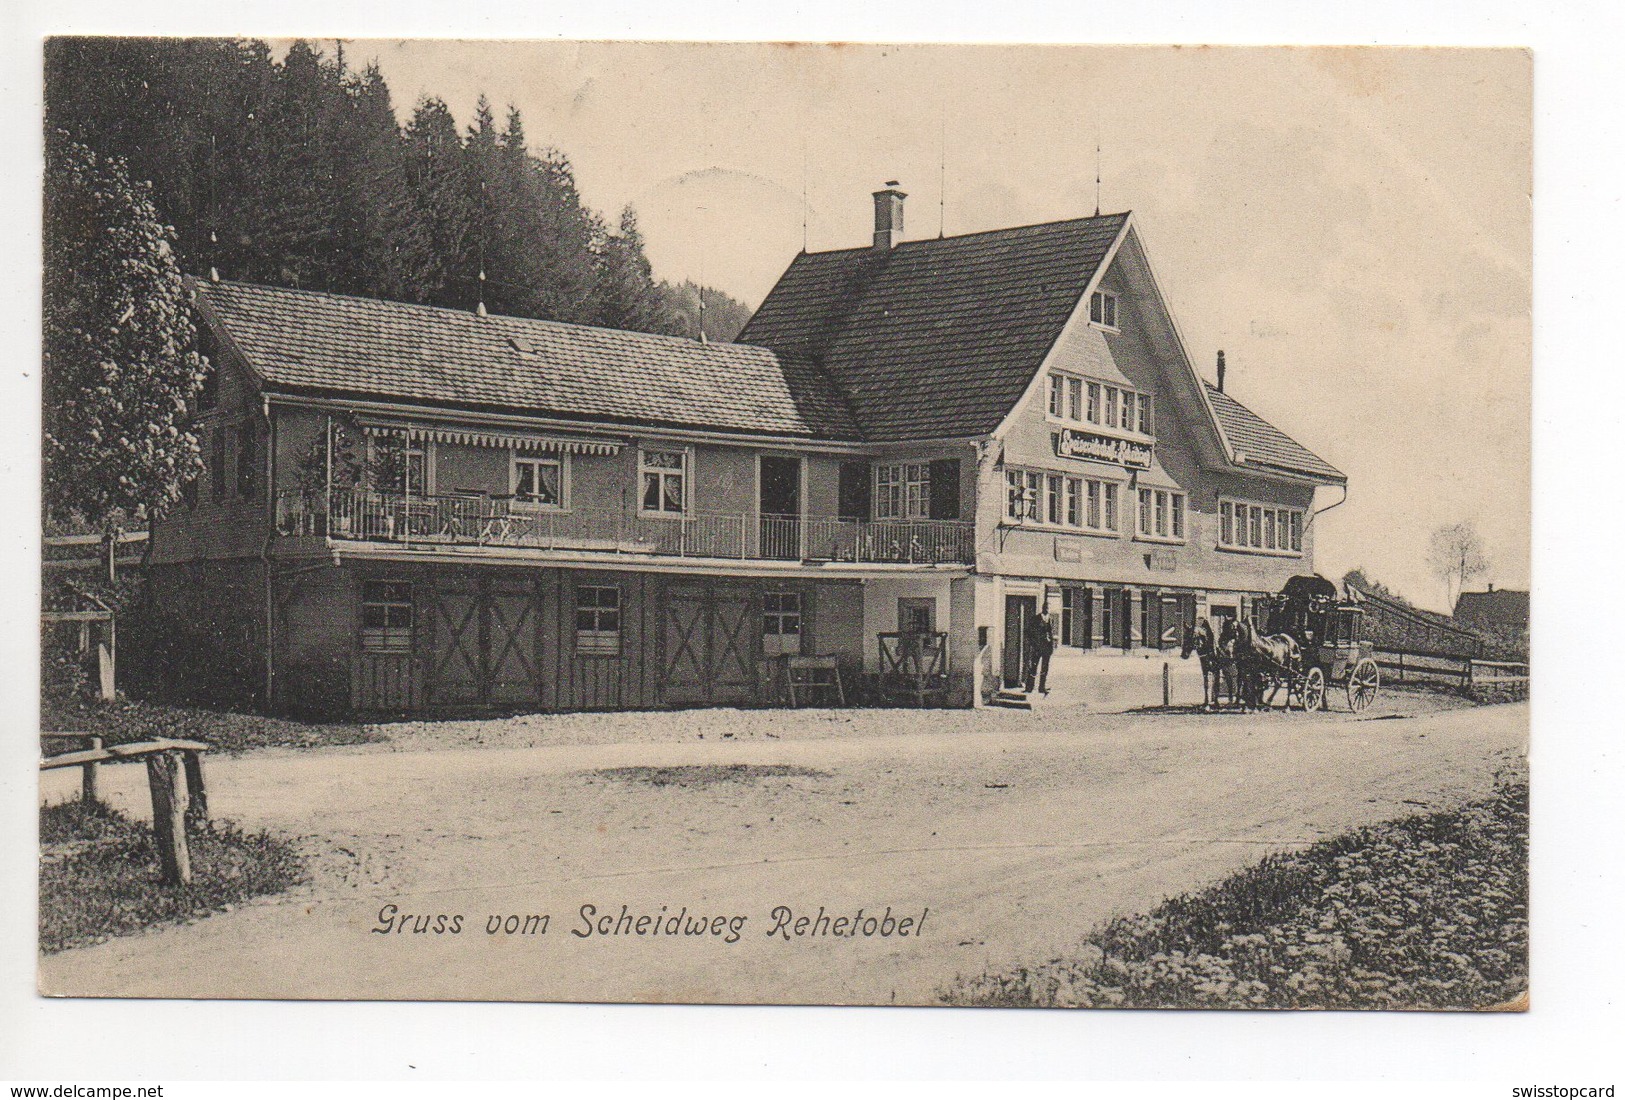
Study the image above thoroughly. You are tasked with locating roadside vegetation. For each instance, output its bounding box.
[41,696,385,754]
[941,772,1528,1010]
[39,799,305,954]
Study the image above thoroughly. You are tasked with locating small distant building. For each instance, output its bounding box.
[1453,585,1530,641]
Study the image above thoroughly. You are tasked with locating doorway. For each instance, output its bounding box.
[1003,594,1037,687]
[759,455,801,560]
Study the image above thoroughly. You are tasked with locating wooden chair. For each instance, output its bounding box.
[778,655,847,707]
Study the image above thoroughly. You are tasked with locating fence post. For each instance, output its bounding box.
[145,751,192,886]
[1162,661,1171,707]
[81,735,102,802]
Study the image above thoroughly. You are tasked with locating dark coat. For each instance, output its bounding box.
[1024,614,1055,658]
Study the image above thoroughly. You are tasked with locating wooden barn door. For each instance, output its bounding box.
[661,583,759,706]
[425,573,542,708]
[426,576,483,706]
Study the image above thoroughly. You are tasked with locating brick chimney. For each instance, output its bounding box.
[873,182,906,250]
[1216,350,1227,393]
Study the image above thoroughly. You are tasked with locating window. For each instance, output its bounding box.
[1061,587,1091,648]
[236,423,258,500]
[1066,376,1083,421]
[1047,374,1064,417]
[1105,386,1119,428]
[513,453,567,510]
[1007,467,1120,533]
[1120,391,1136,432]
[1138,394,1154,436]
[1005,469,1043,522]
[899,597,936,634]
[640,449,687,515]
[1090,289,1118,329]
[877,463,930,520]
[763,591,802,657]
[1219,499,1305,553]
[576,585,621,654]
[1051,374,1151,438]
[360,581,413,653]
[1087,382,1102,424]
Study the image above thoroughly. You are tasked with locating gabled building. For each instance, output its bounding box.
[149,186,1343,714]
[1453,585,1530,643]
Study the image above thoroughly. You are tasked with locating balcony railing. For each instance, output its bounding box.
[275,489,975,565]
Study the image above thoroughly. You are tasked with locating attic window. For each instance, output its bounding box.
[1090,290,1118,330]
[507,335,535,355]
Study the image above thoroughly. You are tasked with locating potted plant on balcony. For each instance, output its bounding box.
[292,418,364,537]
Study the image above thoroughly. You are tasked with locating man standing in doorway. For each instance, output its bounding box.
[1023,602,1056,695]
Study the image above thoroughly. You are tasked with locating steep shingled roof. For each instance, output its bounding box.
[1203,382,1345,483]
[1453,588,1530,627]
[739,215,1130,442]
[194,280,860,440]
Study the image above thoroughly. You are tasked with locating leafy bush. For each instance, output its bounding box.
[39,799,305,954]
[39,696,384,754]
[942,776,1528,1010]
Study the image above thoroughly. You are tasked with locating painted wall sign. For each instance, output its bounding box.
[1146,548,1179,572]
[1053,428,1154,470]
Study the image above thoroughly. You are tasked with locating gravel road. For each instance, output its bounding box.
[39,696,1526,1005]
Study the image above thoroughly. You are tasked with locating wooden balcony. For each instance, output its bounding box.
[275,489,975,566]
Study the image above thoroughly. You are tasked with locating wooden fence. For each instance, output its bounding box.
[1376,647,1529,689]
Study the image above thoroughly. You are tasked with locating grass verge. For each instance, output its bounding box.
[39,799,305,954]
[41,697,385,754]
[940,774,1528,1010]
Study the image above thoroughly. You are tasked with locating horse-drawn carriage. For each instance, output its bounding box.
[1183,574,1381,713]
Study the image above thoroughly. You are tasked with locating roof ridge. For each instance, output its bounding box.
[197,277,766,356]
[797,210,1132,258]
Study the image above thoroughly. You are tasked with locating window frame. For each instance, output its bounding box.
[359,580,414,654]
[1090,289,1120,330]
[638,446,691,517]
[1005,465,1122,535]
[575,584,622,655]
[510,450,571,512]
[763,590,803,657]
[875,462,931,521]
[1218,497,1306,555]
[1046,372,1153,442]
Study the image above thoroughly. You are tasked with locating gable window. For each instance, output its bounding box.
[360,581,413,653]
[1138,393,1154,436]
[1220,498,1305,554]
[1086,382,1102,424]
[576,585,621,655]
[640,448,688,515]
[513,453,568,510]
[1090,289,1119,329]
[1047,374,1065,418]
[875,462,930,520]
[1136,488,1186,542]
[763,591,803,657]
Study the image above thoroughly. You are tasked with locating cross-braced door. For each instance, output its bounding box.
[661,583,759,705]
[425,574,541,707]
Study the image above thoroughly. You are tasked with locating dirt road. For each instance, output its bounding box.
[39,700,1527,1005]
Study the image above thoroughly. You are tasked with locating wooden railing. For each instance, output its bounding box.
[276,489,976,565]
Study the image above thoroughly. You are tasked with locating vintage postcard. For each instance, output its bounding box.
[37,40,1530,1009]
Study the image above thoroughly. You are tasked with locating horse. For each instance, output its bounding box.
[1233,619,1303,708]
[1181,617,1237,710]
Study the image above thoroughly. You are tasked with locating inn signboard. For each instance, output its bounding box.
[1052,428,1154,470]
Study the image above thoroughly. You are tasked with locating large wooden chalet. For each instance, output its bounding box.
[150,186,1344,714]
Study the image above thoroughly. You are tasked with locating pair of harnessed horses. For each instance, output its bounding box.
[1180,615,1303,710]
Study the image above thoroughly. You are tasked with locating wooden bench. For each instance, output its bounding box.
[41,736,211,885]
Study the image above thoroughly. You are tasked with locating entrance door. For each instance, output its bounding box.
[1003,594,1037,687]
[759,456,801,560]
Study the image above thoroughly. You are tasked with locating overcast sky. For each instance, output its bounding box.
[324,41,1529,610]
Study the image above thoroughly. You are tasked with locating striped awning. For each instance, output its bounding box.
[358,422,621,456]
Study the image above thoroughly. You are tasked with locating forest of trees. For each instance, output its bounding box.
[44,37,750,338]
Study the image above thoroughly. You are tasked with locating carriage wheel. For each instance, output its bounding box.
[1347,657,1380,712]
[1302,666,1326,711]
